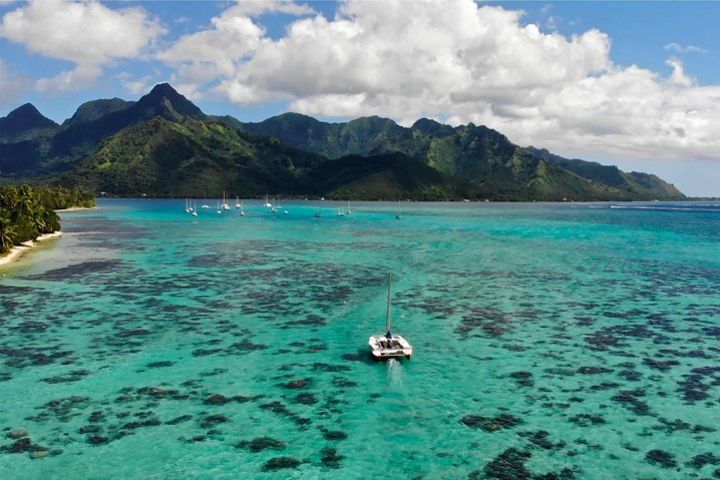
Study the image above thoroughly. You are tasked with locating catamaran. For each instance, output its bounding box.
[369,274,413,360]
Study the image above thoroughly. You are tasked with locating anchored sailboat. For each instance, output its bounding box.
[191,200,198,216]
[368,274,413,360]
[395,200,402,220]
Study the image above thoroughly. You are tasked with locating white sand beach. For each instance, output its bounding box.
[0,231,63,268]
[56,206,95,212]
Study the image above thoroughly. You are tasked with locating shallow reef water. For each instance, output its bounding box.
[0,199,719,479]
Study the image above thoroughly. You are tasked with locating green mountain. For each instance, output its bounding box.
[62,98,135,127]
[526,147,684,200]
[233,114,684,200]
[0,103,58,142]
[64,116,325,196]
[1,83,685,200]
[50,83,205,160]
[63,115,454,199]
[238,113,428,159]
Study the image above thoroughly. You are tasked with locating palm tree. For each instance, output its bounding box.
[0,214,16,254]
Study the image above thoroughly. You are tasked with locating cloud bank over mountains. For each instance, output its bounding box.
[0,0,164,92]
[1,0,718,165]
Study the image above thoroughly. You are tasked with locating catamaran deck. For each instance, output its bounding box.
[369,334,413,359]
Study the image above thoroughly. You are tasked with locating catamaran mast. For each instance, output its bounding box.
[385,273,392,336]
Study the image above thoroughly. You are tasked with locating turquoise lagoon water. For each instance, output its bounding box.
[0,199,719,479]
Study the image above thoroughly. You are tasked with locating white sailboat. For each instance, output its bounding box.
[368,274,413,360]
[201,197,210,209]
[240,200,245,216]
[346,199,351,216]
[221,192,231,210]
[191,200,198,216]
[235,196,242,209]
[184,198,189,213]
[216,200,222,214]
[395,200,402,220]
[264,194,272,208]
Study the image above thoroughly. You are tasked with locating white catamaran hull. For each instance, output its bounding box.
[368,334,412,359]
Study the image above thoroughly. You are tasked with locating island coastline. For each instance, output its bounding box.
[0,231,63,268]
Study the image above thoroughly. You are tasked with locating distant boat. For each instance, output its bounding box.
[264,194,272,208]
[395,200,402,220]
[216,200,222,214]
[271,195,278,214]
[221,192,231,210]
[184,197,191,213]
[369,274,412,360]
[201,198,210,209]
[235,196,242,209]
[240,200,245,216]
[346,199,351,216]
[191,200,198,216]
[313,210,322,218]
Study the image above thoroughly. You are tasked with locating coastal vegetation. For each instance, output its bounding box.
[0,83,685,201]
[0,185,94,255]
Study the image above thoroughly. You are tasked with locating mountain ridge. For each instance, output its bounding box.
[232,112,684,200]
[0,83,685,200]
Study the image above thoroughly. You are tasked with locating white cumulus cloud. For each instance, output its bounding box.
[157,1,315,93]
[0,0,165,92]
[164,0,718,162]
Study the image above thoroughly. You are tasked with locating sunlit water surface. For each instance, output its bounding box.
[1,199,719,479]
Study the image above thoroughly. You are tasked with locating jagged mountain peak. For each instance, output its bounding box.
[1,103,58,130]
[0,103,58,142]
[135,83,204,119]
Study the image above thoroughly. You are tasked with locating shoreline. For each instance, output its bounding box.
[56,206,95,212]
[0,231,63,268]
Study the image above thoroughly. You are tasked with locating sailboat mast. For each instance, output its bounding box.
[385,273,392,334]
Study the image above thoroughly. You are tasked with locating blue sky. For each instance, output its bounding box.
[1,1,719,195]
